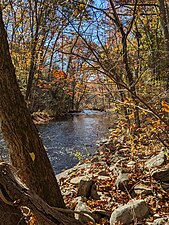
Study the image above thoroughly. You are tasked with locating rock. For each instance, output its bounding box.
[62,189,76,197]
[109,160,122,176]
[77,176,93,198]
[145,151,167,169]
[99,138,109,144]
[97,175,111,180]
[70,176,85,185]
[90,183,100,200]
[92,210,111,223]
[56,167,74,181]
[127,161,136,168]
[75,199,95,224]
[110,200,149,225]
[153,217,169,224]
[134,184,153,195]
[56,163,91,182]
[152,167,169,182]
[70,175,92,186]
[70,196,82,208]
[115,173,130,191]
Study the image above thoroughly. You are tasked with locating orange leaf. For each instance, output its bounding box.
[53,70,67,79]
[161,101,169,112]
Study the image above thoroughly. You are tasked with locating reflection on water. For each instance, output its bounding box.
[0,110,115,174]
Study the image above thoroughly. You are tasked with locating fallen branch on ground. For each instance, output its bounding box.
[0,162,83,225]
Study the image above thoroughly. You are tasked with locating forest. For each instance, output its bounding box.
[0,0,169,224]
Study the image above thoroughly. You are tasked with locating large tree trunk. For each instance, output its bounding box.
[0,9,65,210]
[0,163,82,225]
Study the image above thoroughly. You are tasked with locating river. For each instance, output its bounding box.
[0,110,115,174]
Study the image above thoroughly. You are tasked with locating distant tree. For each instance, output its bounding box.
[158,0,169,90]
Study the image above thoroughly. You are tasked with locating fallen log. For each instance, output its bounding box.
[0,162,82,225]
[0,200,26,225]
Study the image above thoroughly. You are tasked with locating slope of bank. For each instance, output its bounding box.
[56,125,169,225]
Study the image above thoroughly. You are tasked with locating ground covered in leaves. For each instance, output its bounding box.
[56,121,169,224]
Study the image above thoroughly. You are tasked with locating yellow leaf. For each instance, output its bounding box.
[161,101,169,112]
[29,152,35,162]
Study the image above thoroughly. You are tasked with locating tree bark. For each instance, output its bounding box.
[0,201,26,225]
[0,162,82,225]
[0,9,65,210]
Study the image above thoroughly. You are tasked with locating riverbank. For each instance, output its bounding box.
[32,109,108,125]
[56,124,169,225]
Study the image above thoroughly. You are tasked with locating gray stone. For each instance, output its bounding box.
[70,175,92,185]
[153,217,169,224]
[70,176,85,185]
[145,152,167,169]
[134,184,153,195]
[62,189,76,197]
[109,161,122,176]
[152,167,169,182]
[115,173,130,191]
[56,168,73,181]
[77,176,93,198]
[56,163,91,181]
[99,138,109,144]
[97,175,111,180]
[127,161,136,168]
[110,200,149,225]
[75,199,95,224]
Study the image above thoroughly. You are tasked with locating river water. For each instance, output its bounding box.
[0,110,115,174]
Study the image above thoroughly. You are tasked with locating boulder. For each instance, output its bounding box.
[110,200,149,225]
[153,217,169,224]
[152,167,169,182]
[77,176,93,198]
[145,152,167,169]
[115,173,130,191]
[56,163,91,182]
[70,175,92,186]
[56,167,74,181]
[75,199,95,224]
